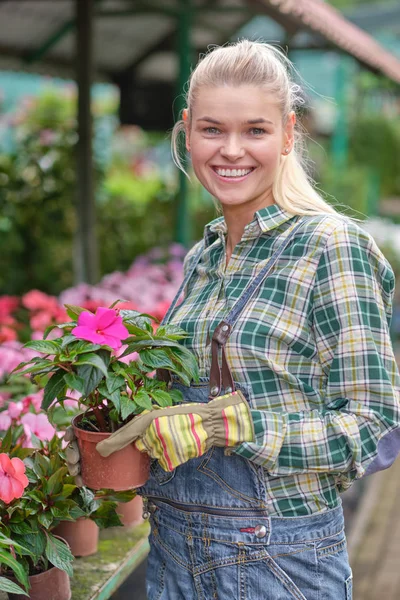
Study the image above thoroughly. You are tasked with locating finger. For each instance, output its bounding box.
[64,426,76,443]
[65,441,80,465]
[75,474,83,488]
[68,461,81,476]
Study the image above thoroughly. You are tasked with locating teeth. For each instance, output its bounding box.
[215,168,252,178]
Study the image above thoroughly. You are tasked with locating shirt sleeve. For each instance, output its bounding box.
[233,221,400,488]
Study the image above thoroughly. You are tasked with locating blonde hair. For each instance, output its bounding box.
[171,39,343,218]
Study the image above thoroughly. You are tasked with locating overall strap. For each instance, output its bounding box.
[209,216,307,398]
[161,242,205,326]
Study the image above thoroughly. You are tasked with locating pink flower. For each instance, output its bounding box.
[22,390,44,413]
[20,413,55,445]
[22,290,59,312]
[0,413,11,430]
[72,307,129,350]
[7,401,23,419]
[0,454,29,504]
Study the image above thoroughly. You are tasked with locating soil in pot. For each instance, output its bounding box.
[53,518,99,557]
[72,412,150,491]
[117,495,144,528]
[7,565,71,600]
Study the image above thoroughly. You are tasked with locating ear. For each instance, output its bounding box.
[282,111,296,155]
[183,109,191,152]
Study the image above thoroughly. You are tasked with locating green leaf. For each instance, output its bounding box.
[120,396,138,421]
[139,348,176,371]
[38,511,53,529]
[109,298,127,309]
[8,522,33,535]
[64,304,88,319]
[45,534,74,577]
[119,338,180,357]
[106,374,125,394]
[0,576,29,596]
[155,324,190,340]
[64,372,85,394]
[76,364,104,396]
[24,340,60,355]
[168,388,184,404]
[18,531,46,560]
[74,353,109,377]
[0,549,29,591]
[42,369,67,410]
[45,466,68,496]
[91,502,122,528]
[134,389,153,411]
[150,390,174,408]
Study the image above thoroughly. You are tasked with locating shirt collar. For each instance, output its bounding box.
[203,204,295,246]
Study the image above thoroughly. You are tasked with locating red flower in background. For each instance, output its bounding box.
[0,454,29,504]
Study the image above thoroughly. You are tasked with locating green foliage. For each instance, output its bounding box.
[348,114,400,197]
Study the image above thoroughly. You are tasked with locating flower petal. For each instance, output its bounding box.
[102,335,122,350]
[77,311,96,328]
[95,308,118,331]
[71,326,105,344]
[0,475,14,503]
[104,321,129,340]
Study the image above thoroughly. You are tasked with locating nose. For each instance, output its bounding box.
[220,134,245,161]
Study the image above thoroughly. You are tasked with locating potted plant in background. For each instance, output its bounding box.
[0,430,74,599]
[52,483,136,557]
[13,304,198,491]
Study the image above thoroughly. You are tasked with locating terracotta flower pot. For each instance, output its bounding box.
[117,496,144,528]
[53,518,99,557]
[72,413,150,491]
[8,565,71,600]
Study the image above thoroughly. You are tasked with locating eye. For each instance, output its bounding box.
[203,127,220,135]
[249,127,266,136]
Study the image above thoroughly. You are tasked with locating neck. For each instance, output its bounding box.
[223,194,275,254]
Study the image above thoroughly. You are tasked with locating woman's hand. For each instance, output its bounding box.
[96,390,255,472]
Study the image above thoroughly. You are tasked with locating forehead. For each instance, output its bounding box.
[192,85,282,122]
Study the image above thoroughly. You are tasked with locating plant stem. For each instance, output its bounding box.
[92,405,108,432]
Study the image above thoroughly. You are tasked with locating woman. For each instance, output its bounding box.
[67,41,400,599]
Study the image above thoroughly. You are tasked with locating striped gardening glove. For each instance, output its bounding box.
[96,390,254,472]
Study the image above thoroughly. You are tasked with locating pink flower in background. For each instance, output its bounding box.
[72,307,129,350]
[22,390,44,413]
[7,401,23,419]
[116,347,139,366]
[21,412,55,445]
[0,326,17,343]
[0,454,29,503]
[22,290,58,312]
[0,413,11,430]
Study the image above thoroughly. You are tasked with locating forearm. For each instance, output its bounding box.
[233,401,400,479]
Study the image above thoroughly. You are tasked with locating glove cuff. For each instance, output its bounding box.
[208,390,255,447]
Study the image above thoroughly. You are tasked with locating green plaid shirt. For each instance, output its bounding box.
[170,204,400,516]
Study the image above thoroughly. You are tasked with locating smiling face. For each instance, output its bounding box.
[186,85,294,214]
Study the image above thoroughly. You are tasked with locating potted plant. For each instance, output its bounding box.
[13,304,198,490]
[53,483,136,557]
[0,430,75,599]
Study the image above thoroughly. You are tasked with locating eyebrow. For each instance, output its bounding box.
[197,117,274,125]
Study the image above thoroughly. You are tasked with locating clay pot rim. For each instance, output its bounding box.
[72,411,133,440]
[7,536,70,582]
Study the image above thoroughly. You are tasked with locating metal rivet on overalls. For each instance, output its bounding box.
[221,325,229,332]
[148,502,157,514]
[254,524,267,539]
[224,386,233,394]
[210,386,219,396]
[142,510,150,520]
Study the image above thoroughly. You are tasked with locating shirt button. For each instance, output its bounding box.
[254,524,267,539]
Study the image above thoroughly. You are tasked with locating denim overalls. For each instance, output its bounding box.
[137,218,353,599]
